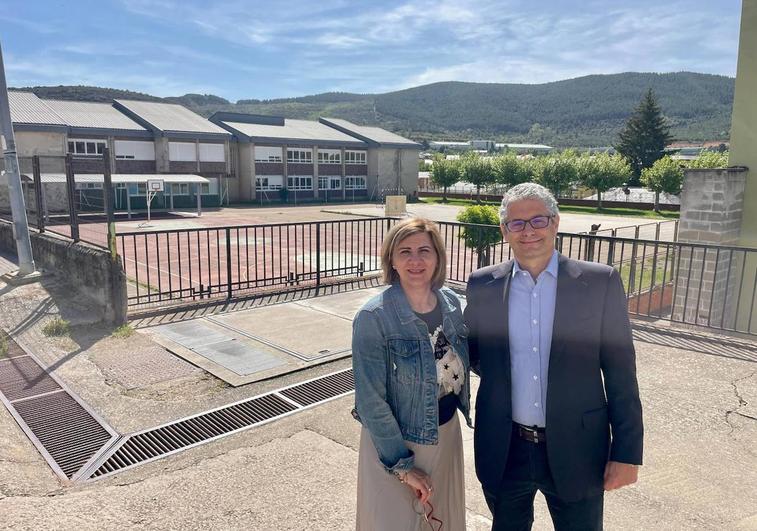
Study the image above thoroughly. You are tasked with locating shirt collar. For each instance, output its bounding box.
[512,250,559,279]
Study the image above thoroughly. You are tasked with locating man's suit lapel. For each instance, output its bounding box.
[490,260,513,345]
[549,255,587,366]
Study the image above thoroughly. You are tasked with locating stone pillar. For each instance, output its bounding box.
[313,146,319,200]
[673,168,748,328]
[154,137,170,173]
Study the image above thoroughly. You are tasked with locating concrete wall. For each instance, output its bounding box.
[729,0,757,248]
[0,221,127,324]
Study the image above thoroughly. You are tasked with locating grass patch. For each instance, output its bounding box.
[42,317,71,337]
[616,255,675,293]
[420,197,678,220]
[111,324,134,339]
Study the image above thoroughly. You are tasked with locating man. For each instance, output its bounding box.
[465,183,643,530]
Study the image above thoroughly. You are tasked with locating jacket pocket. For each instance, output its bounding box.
[387,339,421,385]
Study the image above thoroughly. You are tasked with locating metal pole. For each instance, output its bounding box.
[0,42,35,274]
[32,155,44,233]
[64,153,79,242]
[102,147,116,260]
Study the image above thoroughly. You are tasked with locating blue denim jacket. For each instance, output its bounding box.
[352,283,472,474]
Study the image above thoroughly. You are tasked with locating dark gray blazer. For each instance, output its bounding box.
[465,254,643,502]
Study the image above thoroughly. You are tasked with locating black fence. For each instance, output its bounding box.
[0,153,114,248]
[117,218,757,336]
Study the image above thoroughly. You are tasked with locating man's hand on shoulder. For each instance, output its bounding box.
[603,461,639,491]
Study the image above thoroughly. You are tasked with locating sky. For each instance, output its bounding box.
[0,0,743,102]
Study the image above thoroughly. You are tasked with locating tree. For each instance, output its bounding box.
[531,151,578,198]
[429,155,461,202]
[576,153,632,209]
[492,152,529,188]
[460,153,495,203]
[640,155,684,212]
[615,88,673,185]
[456,205,502,267]
[687,150,729,169]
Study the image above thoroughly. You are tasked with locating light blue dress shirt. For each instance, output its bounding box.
[508,250,559,428]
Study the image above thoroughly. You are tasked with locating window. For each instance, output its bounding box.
[254,146,283,163]
[317,149,341,164]
[68,139,107,157]
[287,176,313,190]
[318,176,341,190]
[115,140,155,160]
[169,142,197,162]
[199,143,225,162]
[344,150,367,164]
[256,175,283,191]
[171,183,190,195]
[75,182,103,190]
[345,176,366,190]
[127,183,147,196]
[287,148,313,164]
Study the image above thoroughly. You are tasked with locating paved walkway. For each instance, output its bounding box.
[0,257,755,529]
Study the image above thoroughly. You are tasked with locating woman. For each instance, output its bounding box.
[352,217,472,531]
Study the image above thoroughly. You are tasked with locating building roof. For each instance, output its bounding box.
[495,143,553,150]
[114,99,230,137]
[7,92,66,128]
[42,99,147,132]
[216,116,366,146]
[319,117,420,148]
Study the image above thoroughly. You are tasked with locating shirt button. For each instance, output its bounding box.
[534,402,539,407]
[532,319,538,325]
[532,347,538,352]
[533,375,538,380]
[533,293,538,298]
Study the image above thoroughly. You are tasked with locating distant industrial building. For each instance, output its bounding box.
[428,139,553,153]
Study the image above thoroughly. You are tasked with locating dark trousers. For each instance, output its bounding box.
[483,428,604,531]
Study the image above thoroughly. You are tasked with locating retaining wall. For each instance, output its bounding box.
[0,221,127,324]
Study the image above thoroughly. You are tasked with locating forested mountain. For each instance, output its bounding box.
[13,72,733,147]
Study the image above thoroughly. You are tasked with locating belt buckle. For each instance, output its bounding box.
[520,424,540,443]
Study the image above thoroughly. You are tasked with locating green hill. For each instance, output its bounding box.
[13,72,733,147]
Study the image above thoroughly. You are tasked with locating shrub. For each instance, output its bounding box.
[0,334,7,357]
[456,205,502,267]
[111,324,134,339]
[687,150,729,169]
[42,317,71,337]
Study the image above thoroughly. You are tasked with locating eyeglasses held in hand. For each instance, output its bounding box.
[504,215,554,232]
[413,499,443,531]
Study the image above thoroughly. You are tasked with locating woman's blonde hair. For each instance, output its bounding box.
[381,217,447,289]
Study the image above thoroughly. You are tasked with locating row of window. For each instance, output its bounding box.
[67,140,367,165]
[67,139,225,162]
[255,175,366,191]
[254,146,368,165]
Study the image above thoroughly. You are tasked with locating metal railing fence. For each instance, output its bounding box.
[117,218,756,336]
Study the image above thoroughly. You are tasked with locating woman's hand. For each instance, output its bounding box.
[398,467,434,503]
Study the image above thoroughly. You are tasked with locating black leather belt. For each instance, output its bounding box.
[514,423,546,443]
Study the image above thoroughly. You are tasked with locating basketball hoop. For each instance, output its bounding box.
[146,179,164,222]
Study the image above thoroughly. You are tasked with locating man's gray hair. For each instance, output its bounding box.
[499,182,559,224]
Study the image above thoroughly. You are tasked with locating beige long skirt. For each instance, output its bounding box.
[355,413,465,531]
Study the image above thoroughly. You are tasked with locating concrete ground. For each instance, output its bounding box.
[1,247,755,529]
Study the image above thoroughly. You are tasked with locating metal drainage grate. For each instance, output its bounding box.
[12,391,116,478]
[280,369,355,406]
[0,356,62,401]
[0,336,119,480]
[86,368,356,480]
